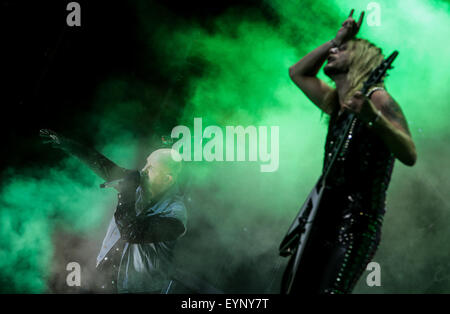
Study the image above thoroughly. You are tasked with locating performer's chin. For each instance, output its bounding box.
[324,64,338,78]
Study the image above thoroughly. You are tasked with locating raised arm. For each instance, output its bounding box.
[289,41,335,114]
[289,10,364,114]
[40,129,129,181]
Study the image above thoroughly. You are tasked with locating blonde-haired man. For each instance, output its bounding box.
[283,9,416,294]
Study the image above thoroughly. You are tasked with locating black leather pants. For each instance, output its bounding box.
[281,204,382,294]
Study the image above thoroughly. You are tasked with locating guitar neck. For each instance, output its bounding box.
[321,112,356,181]
[321,81,374,182]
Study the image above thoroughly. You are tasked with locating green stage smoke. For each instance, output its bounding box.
[0,160,108,292]
[0,0,448,293]
[0,107,141,292]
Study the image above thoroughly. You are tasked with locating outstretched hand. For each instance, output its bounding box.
[39,129,72,150]
[334,9,364,46]
[40,129,61,145]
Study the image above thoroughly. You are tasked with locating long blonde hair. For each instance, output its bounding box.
[325,38,385,114]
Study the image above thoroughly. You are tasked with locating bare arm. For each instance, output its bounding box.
[40,129,129,181]
[345,91,417,166]
[289,10,364,114]
[289,41,336,114]
[370,91,417,166]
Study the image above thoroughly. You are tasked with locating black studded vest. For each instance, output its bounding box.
[321,108,395,221]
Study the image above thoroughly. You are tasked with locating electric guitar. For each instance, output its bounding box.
[279,50,399,293]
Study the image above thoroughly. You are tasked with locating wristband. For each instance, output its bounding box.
[331,39,339,47]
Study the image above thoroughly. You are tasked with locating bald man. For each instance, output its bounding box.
[40,129,187,293]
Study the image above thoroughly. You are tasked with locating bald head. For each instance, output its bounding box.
[147,148,182,180]
[141,148,182,198]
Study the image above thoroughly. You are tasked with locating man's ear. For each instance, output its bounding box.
[165,174,173,185]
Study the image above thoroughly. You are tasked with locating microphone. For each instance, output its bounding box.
[100,178,126,189]
[99,170,142,191]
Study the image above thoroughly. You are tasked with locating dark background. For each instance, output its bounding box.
[1,0,271,170]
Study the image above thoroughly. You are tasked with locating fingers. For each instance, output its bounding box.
[344,100,353,111]
[357,11,365,29]
[345,9,364,29]
[39,129,56,137]
[39,129,50,138]
[39,129,51,135]
[39,129,60,146]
